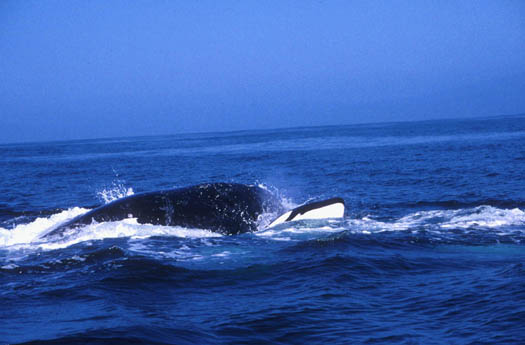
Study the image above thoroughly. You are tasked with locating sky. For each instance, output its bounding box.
[1,0,524,143]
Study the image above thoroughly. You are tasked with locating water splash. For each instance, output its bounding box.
[1,204,523,251]
[352,206,525,233]
[0,207,88,248]
[256,182,298,229]
[97,182,134,204]
[257,205,525,240]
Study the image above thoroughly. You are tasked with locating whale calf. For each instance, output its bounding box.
[42,183,345,238]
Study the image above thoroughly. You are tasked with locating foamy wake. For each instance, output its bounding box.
[0,207,88,248]
[348,206,525,234]
[256,205,525,240]
[0,205,523,250]
[0,208,220,251]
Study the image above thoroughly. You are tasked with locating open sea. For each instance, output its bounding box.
[1,115,524,344]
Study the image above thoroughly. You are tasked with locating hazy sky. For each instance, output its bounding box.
[1,1,524,143]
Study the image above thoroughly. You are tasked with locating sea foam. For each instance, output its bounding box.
[1,205,523,250]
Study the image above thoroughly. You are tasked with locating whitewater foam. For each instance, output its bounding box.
[0,205,523,251]
[256,220,345,240]
[0,207,88,248]
[344,206,525,234]
[257,206,525,241]
[0,208,221,252]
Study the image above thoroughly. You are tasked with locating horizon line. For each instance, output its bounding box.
[1,111,524,146]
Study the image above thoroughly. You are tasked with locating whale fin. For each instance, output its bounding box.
[267,197,345,228]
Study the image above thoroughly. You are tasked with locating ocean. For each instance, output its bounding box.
[1,115,524,344]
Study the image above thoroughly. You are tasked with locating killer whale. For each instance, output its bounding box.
[42,183,345,238]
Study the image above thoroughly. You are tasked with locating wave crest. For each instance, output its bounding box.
[0,204,523,251]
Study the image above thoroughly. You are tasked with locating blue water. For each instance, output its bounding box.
[1,116,525,344]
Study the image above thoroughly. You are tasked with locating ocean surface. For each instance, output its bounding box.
[1,116,524,344]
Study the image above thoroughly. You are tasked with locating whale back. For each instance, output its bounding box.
[43,183,281,237]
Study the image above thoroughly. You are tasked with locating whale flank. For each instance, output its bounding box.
[41,183,345,238]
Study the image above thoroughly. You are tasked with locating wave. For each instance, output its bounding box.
[0,207,88,248]
[0,204,523,252]
[389,199,525,210]
[350,206,525,232]
[0,208,221,252]
[256,205,525,241]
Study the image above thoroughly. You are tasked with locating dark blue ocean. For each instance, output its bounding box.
[1,116,524,344]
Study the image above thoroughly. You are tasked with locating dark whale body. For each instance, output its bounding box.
[43,183,282,238]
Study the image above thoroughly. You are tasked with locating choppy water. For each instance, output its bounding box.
[1,116,524,344]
